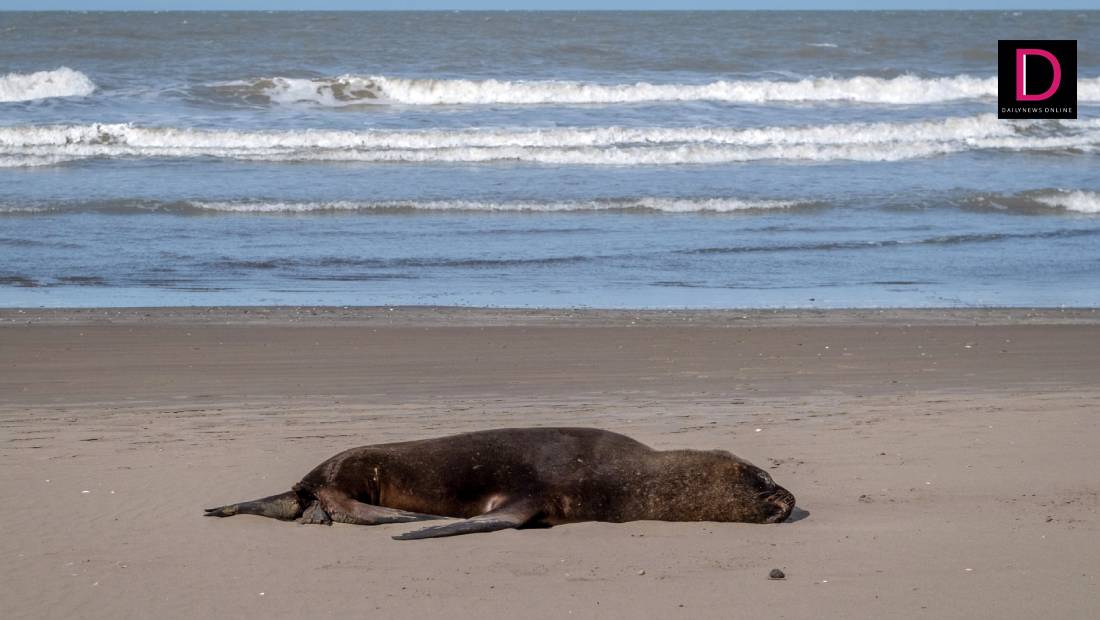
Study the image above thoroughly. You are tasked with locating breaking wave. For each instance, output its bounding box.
[0,197,809,215]
[961,190,1100,215]
[0,67,96,103]
[1032,190,1100,214]
[190,197,808,214]
[3,191,1098,217]
[2,114,1098,167]
[212,73,1100,106]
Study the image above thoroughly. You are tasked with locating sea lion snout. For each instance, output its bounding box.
[737,464,795,523]
[763,488,796,523]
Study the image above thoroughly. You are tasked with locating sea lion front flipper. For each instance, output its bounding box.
[315,488,445,525]
[392,499,539,541]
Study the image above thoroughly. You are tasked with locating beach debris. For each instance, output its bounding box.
[768,568,786,580]
[81,490,90,494]
[637,569,646,576]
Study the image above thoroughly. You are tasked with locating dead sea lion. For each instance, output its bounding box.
[205,427,796,540]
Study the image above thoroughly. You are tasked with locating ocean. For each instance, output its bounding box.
[1,10,1098,308]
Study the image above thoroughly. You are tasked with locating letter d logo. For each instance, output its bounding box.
[999,40,1076,119]
[1015,48,1061,101]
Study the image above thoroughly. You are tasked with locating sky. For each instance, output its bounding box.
[1,1,1097,10]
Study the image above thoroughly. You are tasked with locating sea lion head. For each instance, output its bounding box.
[726,458,796,524]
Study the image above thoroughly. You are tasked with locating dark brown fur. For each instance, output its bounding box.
[205,427,796,539]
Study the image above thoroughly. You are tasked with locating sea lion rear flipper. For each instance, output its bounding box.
[203,490,303,520]
[392,499,539,540]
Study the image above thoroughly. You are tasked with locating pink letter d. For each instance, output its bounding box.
[1016,48,1061,101]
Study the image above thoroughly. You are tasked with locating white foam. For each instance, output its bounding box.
[1080,79,1100,103]
[187,198,803,214]
[233,74,1100,106]
[8,192,1099,217]
[257,76,387,106]
[1,115,1096,167]
[0,68,96,103]
[1035,191,1100,214]
[0,155,70,168]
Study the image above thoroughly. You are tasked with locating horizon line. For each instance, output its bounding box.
[2,8,1096,12]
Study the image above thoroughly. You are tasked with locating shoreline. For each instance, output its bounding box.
[3,305,1100,327]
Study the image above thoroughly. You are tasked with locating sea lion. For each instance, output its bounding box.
[205,427,795,540]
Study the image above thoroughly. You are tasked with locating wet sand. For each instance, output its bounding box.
[2,308,1098,619]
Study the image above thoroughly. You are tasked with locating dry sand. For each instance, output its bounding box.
[1,308,1098,619]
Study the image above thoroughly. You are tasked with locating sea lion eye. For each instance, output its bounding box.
[757,471,773,486]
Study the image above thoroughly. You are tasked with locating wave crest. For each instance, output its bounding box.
[1,115,1097,167]
[966,190,1100,214]
[214,73,1100,106]
[0,197,808,215]
[0,67,96,103]
[1034,190,1100,214]
[4,192,1099,216]
[191,198,808,213]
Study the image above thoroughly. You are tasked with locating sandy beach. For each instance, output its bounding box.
[2,307,1098,619]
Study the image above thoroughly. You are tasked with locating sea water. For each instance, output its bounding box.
[1,11,1098,308]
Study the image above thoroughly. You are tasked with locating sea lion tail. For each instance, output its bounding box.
[204,490,304,520]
